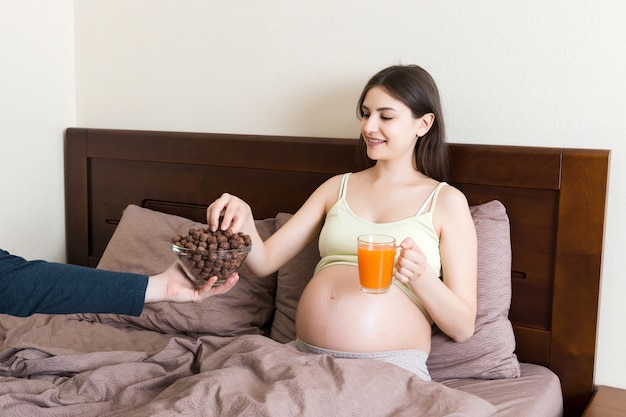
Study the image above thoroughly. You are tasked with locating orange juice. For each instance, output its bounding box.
[358,246,396,292]
[357,234,396,293]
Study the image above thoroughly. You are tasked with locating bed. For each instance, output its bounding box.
[0,128,609,417]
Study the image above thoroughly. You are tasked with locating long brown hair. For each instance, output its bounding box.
[356,65,449,181]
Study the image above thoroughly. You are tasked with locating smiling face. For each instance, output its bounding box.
[360,86,433,164]
[355,65,447,180]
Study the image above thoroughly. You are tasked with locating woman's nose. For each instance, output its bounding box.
[362,116,377,133]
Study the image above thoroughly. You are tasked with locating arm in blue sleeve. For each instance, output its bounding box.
[0,249,148,317]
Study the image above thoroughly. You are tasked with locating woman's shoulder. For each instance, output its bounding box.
[435,183,471,214]
[310,173,350,201]
[430,183,473,233]
[439,182,467,200]
[321,172,350,187]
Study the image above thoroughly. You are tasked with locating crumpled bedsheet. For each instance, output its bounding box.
[0,314,496,417]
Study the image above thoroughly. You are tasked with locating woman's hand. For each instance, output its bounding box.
[393,237,429,284]
[144,262,239,304]
[206,193,252,233]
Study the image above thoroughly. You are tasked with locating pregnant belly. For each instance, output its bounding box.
[295,264,432,353]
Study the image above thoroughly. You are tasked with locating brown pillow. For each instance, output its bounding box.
[72,204,277,337]
[427,200,521,380]
[269,212,320,343]
[269,200,521,380]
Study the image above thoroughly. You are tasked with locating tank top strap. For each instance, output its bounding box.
[415,182,447,216]
[337,173,351,199]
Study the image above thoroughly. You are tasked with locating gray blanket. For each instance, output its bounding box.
[0,315,496,416]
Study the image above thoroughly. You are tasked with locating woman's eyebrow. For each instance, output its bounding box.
[361,105,398,112]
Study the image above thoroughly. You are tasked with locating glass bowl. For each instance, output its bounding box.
[171,243,251,287]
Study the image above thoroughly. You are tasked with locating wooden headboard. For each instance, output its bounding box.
[64,127,609,417]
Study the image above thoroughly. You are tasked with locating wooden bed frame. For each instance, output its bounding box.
[64,127,610,417]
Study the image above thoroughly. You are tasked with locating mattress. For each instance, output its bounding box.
[441,363,563,417]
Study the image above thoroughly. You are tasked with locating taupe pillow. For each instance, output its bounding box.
[269,212,320,343]
[72,204,277,337]
[427,200,521,379]
[269,200,521,379]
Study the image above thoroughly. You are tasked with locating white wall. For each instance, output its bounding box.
[1,0,624,390]
[0,1,76,261]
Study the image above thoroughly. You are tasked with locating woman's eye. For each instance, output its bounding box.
[381,116,393,121]
[361,113,370,119]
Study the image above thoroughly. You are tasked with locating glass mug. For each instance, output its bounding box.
[357,234,398,294]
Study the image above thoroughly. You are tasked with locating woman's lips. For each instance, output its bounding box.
[365,137,386,145]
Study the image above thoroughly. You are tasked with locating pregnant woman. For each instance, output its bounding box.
[206,64,477,381]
